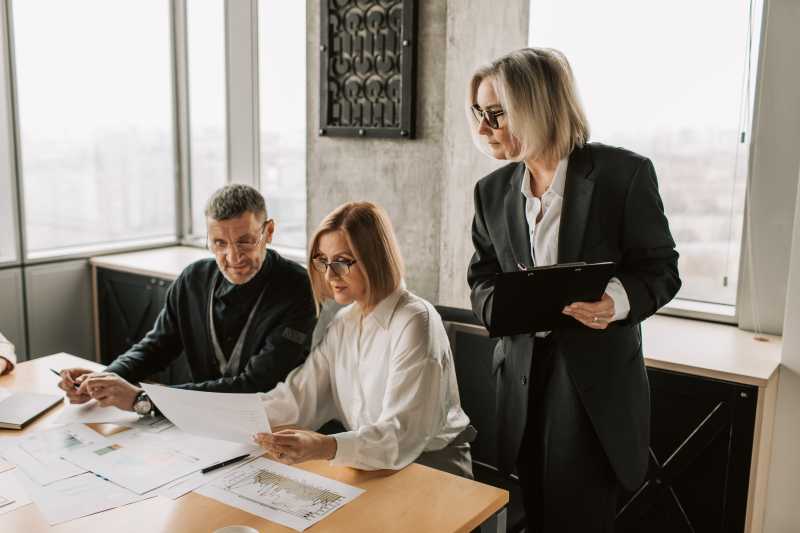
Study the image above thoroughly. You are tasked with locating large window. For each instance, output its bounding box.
[186,0,227,236]
[0,79,15,263]
[12,0,175,258]
[258,0,307,250]
[0,165,16,263]
[529,0,762,307]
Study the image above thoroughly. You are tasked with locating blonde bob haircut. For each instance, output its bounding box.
[307,201,405,313]
[468,47,589,163]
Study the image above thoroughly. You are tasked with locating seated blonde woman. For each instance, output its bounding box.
[254,201,474,478]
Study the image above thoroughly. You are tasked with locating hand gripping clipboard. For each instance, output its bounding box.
[488,261,616,337]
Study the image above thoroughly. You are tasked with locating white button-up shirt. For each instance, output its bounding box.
[0,332,15,374]
[521,160,630,322]
[260,288,470,471]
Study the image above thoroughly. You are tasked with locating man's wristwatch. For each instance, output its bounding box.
[132,390,154,416]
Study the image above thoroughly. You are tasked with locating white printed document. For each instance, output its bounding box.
[0,469,32,516]
[15,469,150,525]
[52,399,140,426]
[60,425,260,494]
[1,423,106,485]
[61,434,209,494]
[197,457,365,531]
[141,383,271,444]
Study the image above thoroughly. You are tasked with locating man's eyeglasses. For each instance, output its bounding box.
[206,223,267,256]
[470,104,505,129]
[311,258,358,277]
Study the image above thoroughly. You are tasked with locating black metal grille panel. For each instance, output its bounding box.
[319,0,416,138]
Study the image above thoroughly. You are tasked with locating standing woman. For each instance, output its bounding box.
[255,201,474,478]
[467,48,680,532]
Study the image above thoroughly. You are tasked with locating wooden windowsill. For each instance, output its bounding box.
[643,315,781,387]
[89,246,210,280]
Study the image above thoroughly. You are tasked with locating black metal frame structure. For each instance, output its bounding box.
[319,0,417,139]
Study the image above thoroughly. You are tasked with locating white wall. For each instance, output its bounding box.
[763,164,800,531]
[737,0,800,335]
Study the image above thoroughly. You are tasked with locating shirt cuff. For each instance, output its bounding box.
[331,431,359,466]
[605,277,631,321]
[0,356,13,375]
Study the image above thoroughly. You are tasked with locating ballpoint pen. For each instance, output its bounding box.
[201,453,251,474]
[49,368,79,389]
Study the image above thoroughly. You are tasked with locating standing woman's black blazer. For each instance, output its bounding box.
[468,142,680,491]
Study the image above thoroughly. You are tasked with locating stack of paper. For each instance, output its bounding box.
[1,424,100,485]
[0,469,32,517]
[1,386,365,529]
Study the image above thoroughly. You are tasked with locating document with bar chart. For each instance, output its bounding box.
[196,457,364,531]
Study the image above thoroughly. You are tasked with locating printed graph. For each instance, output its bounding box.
[222,462,346,521]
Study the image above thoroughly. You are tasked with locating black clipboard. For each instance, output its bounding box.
[488,261,615,337]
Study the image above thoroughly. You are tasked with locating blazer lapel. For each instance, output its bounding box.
[503,163,533,269]
[558,145,595,263]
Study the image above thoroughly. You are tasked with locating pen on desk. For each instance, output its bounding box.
[201,453,251,474]
[49,368,79,389]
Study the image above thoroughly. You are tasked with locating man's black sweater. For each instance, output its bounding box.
[105,250,317,393]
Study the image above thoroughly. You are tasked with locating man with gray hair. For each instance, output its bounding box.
[57,184,317,414]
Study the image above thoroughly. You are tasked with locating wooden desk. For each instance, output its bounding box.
[1,354,508,533]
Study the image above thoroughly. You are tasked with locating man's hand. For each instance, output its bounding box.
[253,429,337,465]
[57,368,95,404]
[77,373,142,411]
[563,292,616,330]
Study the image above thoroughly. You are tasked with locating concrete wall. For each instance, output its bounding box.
[306,0,529,304]
[306,0,448,301]
[437,0,529,307]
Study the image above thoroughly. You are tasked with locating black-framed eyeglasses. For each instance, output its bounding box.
[206,221,268,256]
[311,258,357,276]
[470,104,505,129]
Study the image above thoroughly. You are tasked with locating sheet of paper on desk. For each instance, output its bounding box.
[138,426,261,498]
[154,455,259,500]
[52,399,140,426]
[14,469,151,526]
[1,423,108,485]
[61,434,210,494]
[196,457,365,532]
[0,469,32,516]
[141,383,271,444]
[61,425,259,494]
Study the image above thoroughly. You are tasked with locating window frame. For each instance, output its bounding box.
[527,0,764,324]
[6,0,183,262]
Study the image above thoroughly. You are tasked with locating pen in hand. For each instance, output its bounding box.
[200,453,251,474]
[50,368,80,389]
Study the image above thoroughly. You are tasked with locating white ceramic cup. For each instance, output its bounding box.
[213,526,259,533]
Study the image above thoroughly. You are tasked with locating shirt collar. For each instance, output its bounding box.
[345,282,407,330]
[520,158,568,200]
[215,249,273,303]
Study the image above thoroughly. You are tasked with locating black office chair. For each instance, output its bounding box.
[436,306,527,533]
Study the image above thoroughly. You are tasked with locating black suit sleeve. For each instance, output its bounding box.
[467,182,502,328]
[173,283,317,394]
[104,281,184,383]
[616,158,681,324]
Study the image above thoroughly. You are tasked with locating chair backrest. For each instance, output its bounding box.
[436,306,500,468]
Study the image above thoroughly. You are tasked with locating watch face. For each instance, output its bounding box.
[134,394,152,415]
